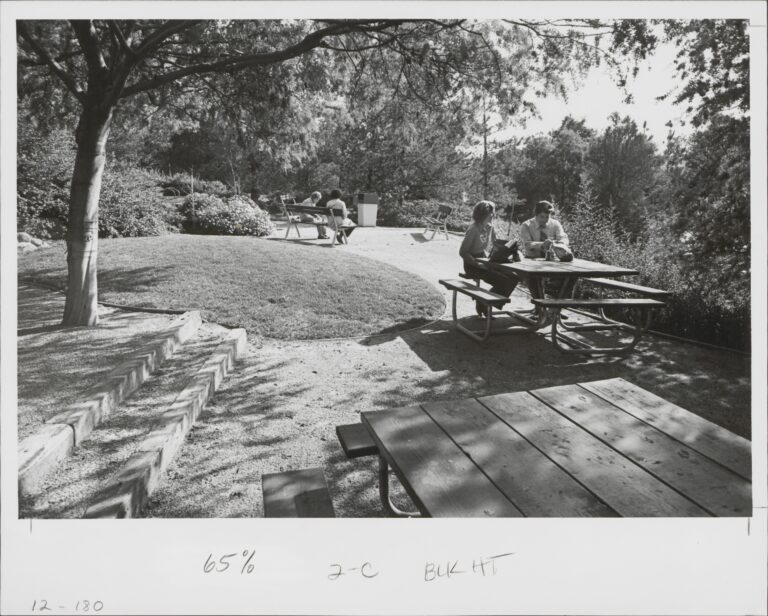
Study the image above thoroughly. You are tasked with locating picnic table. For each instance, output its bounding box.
[486,256,638,329]
[459,257,665,354]
[359,378,751,517]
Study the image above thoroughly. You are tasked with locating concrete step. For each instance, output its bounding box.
[19,324,245,518]
[83,327,247,518]
[18,310,202,499]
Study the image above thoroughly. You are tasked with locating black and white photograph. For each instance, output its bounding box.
[2,1,766,614]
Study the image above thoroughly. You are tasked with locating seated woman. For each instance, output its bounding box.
[459,200,518,316]
[301,190,329,239]
[326,189,356,243]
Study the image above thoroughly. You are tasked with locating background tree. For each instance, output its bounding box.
[17,19,413,325]
[584,113,661,233]
[658,19,750,279]
[19,18,643,325]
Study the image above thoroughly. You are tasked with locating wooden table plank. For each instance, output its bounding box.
[361,406,524,517]
[581,379,750,480]
[494,258,638,279]
[421,398,617,517]
[532,385,751,517]
[479,392,710,517]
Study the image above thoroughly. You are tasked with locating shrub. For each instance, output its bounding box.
[178,192,225,224]
[226,194,257,209]
[17,125,179,239]
[98,163,180,237]
[559,184,750,351]
[194,200,274,236]
[17,125,73,238]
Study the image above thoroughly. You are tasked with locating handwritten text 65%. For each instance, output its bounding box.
[203,550,256,574]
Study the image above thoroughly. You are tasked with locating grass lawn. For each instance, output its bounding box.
[18,235,445,340]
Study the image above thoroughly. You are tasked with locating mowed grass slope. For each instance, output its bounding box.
[18,235,445,339]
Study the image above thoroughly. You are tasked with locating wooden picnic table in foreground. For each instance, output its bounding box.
[360,378,751,517]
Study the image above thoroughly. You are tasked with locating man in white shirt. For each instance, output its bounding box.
[518,201,571,259]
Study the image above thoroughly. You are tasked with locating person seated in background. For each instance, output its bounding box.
[459,200,518,317]
[518,200,572,260]
[301,190,329,240]
[326,189,356,243]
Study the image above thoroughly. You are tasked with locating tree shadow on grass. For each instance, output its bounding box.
[16,283,185,439]
[268,238,337,249]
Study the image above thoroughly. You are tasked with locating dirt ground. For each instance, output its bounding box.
[15,226,753,518]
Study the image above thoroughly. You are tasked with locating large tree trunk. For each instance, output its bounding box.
[62,104,113,326]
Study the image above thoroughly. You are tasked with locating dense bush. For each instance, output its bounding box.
[162,173,230,197]
[179,192,272,236]
[178,192,226,225]
[17,125,73,239]
[195,200,273,236]
[18,125,179,239]
[98,163,181,237]
[560,187,750,351]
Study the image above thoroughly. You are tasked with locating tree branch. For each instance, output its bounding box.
[17,21,86,103]
[133,20,201,59]
[108,20,137,58]
[121,20,404,99]
[69,20,109,80]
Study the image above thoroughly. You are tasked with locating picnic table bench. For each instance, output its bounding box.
[439,278,514,342]
[262,467,335,517]
[281,200,354,246]
[350,378,750,517]
[440,257,668,355]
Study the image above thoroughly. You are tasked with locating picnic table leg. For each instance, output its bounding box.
[378,456,421,518]
[450,291,495,343]
[550,306,655,355]
[492,273,548,329]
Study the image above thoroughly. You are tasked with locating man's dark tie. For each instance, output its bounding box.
[539,226,548,241]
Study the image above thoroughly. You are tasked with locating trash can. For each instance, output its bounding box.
[356,192,379,227]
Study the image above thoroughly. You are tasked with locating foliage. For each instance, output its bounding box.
[584,113,662,233]
[162,173,229,197]
[559,181,628,263]
[194,199,274,237]
[561,184,749,350]
[663,113,750,283]
[17,122,73,238]
[660,20,749,128]
[98,163,180,238]
[17,122,178,239]
[178,192,224,229]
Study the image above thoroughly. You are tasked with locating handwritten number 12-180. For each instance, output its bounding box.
[31,600,103,612]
